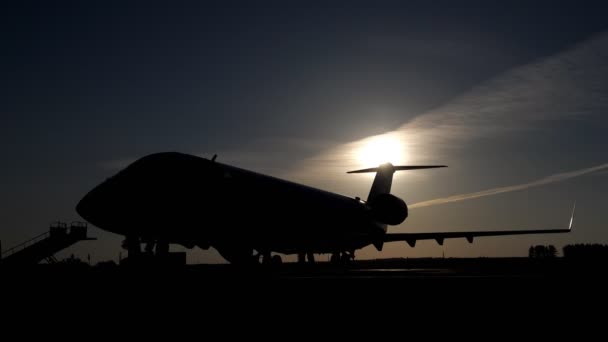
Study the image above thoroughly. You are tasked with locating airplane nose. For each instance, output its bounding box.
[76,187,100,225]
[76,180,113,228]
[76,176,131,236]
[76,191,92,222]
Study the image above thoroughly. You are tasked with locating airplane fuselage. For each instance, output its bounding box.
[76,152,388,263]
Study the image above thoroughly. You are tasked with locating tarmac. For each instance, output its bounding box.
[3,257,605,280]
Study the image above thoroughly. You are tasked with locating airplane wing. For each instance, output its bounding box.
[383,203,575,247]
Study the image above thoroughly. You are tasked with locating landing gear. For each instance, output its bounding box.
[123,236,141,257]
[330,253,340,264]
[156,240,169,256]
[295,252,318,264]
[144,239,155,255]
[121,236,186,266]
[330,251,355,265]
[306,252,315,264]
[131,238,169,257]
[261,252,272,265]
[261,252,282,265]
[341,251,353,263]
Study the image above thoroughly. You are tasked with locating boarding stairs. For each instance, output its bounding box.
[0,221,95,265]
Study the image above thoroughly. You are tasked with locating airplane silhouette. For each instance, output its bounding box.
[76,152,573,264]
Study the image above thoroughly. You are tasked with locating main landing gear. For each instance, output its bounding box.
[297,252,316,264]
[126,236,169,257]
[330,250,355,265]
[259,252,283,265]
[296,251,354,265]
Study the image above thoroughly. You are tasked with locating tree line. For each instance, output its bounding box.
[528,244,608,259]
[528,245,557,258]
[562,244,608,259]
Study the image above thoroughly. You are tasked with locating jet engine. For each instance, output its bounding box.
[368,193,408,225]
[214,244,255,265]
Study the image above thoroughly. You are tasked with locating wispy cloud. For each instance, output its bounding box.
[287,32,608,186]
[409,162,608,209]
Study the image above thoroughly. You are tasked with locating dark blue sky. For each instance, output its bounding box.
[1,1,607,262]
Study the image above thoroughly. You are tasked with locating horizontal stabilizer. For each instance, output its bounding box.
[347,165,447,174]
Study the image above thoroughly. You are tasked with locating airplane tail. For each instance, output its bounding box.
[348,163,446,201]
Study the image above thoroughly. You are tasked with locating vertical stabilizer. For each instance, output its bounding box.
[347,163,446,201]
[367,163,397,201]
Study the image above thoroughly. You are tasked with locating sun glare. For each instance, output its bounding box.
[357,134,406,167]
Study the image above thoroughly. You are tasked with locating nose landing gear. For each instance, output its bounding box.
[121,236,185,266]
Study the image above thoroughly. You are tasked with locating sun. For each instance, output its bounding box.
[357,134,406,166]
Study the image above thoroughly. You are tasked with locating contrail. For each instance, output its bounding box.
[409,162,608,209]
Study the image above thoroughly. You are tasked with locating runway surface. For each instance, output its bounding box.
[4,258,604,281]
[2,258,606,281]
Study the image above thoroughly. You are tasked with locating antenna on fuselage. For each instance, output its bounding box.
[211,154,217,162]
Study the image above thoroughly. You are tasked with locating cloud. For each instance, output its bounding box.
[409,162,608,209]
[287,32,608,185]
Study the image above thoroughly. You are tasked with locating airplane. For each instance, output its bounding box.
[75,152,574,265]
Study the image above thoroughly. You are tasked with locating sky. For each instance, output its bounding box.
[1,1,607,263]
